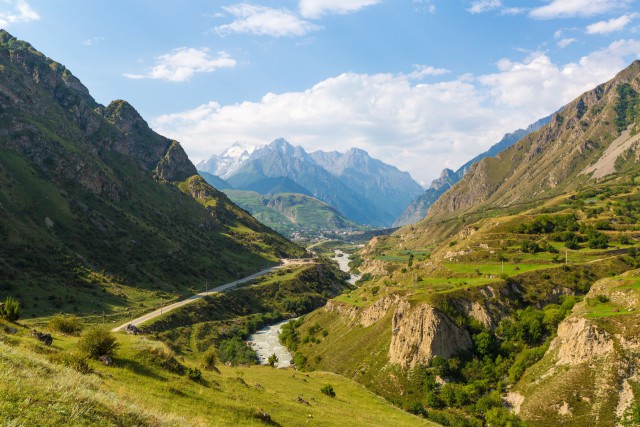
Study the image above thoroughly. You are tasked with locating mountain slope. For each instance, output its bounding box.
[311,147,424,226]
[394,115,551,226]
[427,61,640,222]
[198,171,233,189]
[222,189,360,237]
[0,30,303,318]
[221,138,422,226]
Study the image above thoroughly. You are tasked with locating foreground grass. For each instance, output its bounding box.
[0,323,433,426]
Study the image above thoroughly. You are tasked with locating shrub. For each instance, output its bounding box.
[54,351,92,374]
[49,314,83,335]
[202,347,218,370]
[77,326,118,360]
[1,297,20,322]
[321,384,336,397]
[187,367,202,382]
[268,353,278,367]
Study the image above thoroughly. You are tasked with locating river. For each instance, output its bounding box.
[247,249,359,368]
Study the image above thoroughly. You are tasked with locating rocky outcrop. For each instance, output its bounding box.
[154,141,197,182]
[324,300,359,321]
[549,317,614,366]
[360,294,399,327]
[389,300,472,368]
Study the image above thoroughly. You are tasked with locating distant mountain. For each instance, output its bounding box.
[0,30,303,316]
[394,115,551,226]
[222,189,359,238]
[198,171,233,190]
[197,142,259,179]
[200,138,423,227]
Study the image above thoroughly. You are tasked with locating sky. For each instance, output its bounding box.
[2,0,640,185]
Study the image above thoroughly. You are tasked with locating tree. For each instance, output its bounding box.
[77,326,118,359]
[268,353,278,367]
[1,297,20,322]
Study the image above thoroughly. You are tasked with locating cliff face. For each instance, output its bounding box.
[514,270,640,425]
[389,300,472,368]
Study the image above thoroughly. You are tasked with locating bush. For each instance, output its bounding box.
[321,384,336,397]
[54,351,91,374]
[268,353,278,367]
[218,336,257,366]
[202,347,218,370]
[77,326,118,360]
[49,314,83,335]
[187,367,202,382]
[1,297,20,322]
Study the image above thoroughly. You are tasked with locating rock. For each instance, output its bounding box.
[3,325,17,335]
[125,324,140,335]
[548,317,614,366]
[31,330,53,346]
[99,355,113,366]
[254,408,271,423]
[360,294,399,327]
[389,300,472,368]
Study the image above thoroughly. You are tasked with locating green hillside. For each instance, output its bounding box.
[0,30,303,321]
[283,62,640,426]
[223,189,362,238]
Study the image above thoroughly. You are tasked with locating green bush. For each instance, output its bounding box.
[268,353,278,367]
[77,326,118,360]
[321,384,336,397]
[54,351,91,374]
[49,314,83,335]
[202,347,218,370]
[218,336,257,366]
[1,297,20,322]
[187,367,202,382]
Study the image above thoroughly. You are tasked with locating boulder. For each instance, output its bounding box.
[125,324,140,335]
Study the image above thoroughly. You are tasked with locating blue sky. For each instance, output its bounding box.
[2,0,640,184]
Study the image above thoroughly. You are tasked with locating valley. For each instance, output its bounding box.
[2,12,640,427]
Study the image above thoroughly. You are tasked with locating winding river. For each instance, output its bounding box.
[247,249,359,368]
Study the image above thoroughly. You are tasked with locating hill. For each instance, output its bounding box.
[0,30,304,320]
[222,189,362,238]
[283,61,640,426]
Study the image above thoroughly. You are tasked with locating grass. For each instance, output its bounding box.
[0,321,433,426]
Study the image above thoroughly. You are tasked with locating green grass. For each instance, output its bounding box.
[0,322,433,426]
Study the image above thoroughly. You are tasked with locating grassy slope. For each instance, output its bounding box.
[223,189,360,237]
[513,270,640,426]
[0,322,435,427]
[0,31,303,324]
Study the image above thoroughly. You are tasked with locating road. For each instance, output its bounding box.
[112,266,279,332]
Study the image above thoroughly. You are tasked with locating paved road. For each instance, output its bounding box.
[112,266,279,332]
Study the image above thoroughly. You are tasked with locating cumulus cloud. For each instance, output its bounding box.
[82,36,104,47]
[154,40,640,183]
[0,0,39,27]
[468,0,503,14]
[586,13,638,34]
[299,0,381,18]
[124,48,236,82]
[407,65,450,80]
[216,4,320,37]
[530,0,632,19]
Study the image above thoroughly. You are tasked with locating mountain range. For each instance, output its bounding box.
[394,115,552,226]
[198,139,424,227]
[0,30,302,317]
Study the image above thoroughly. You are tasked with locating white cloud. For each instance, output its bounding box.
[530,0,631,19]
[587,13,638,34]
[413,0,436,14]
[124,48,236,82]
[0,0,39,27]
[407,65,450,80]
[216,4,320,37]
[82,36,104,47]
[154,40,640,183]
[557,37,577,47]
[468,0,502,14]
[299,0,381,18]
